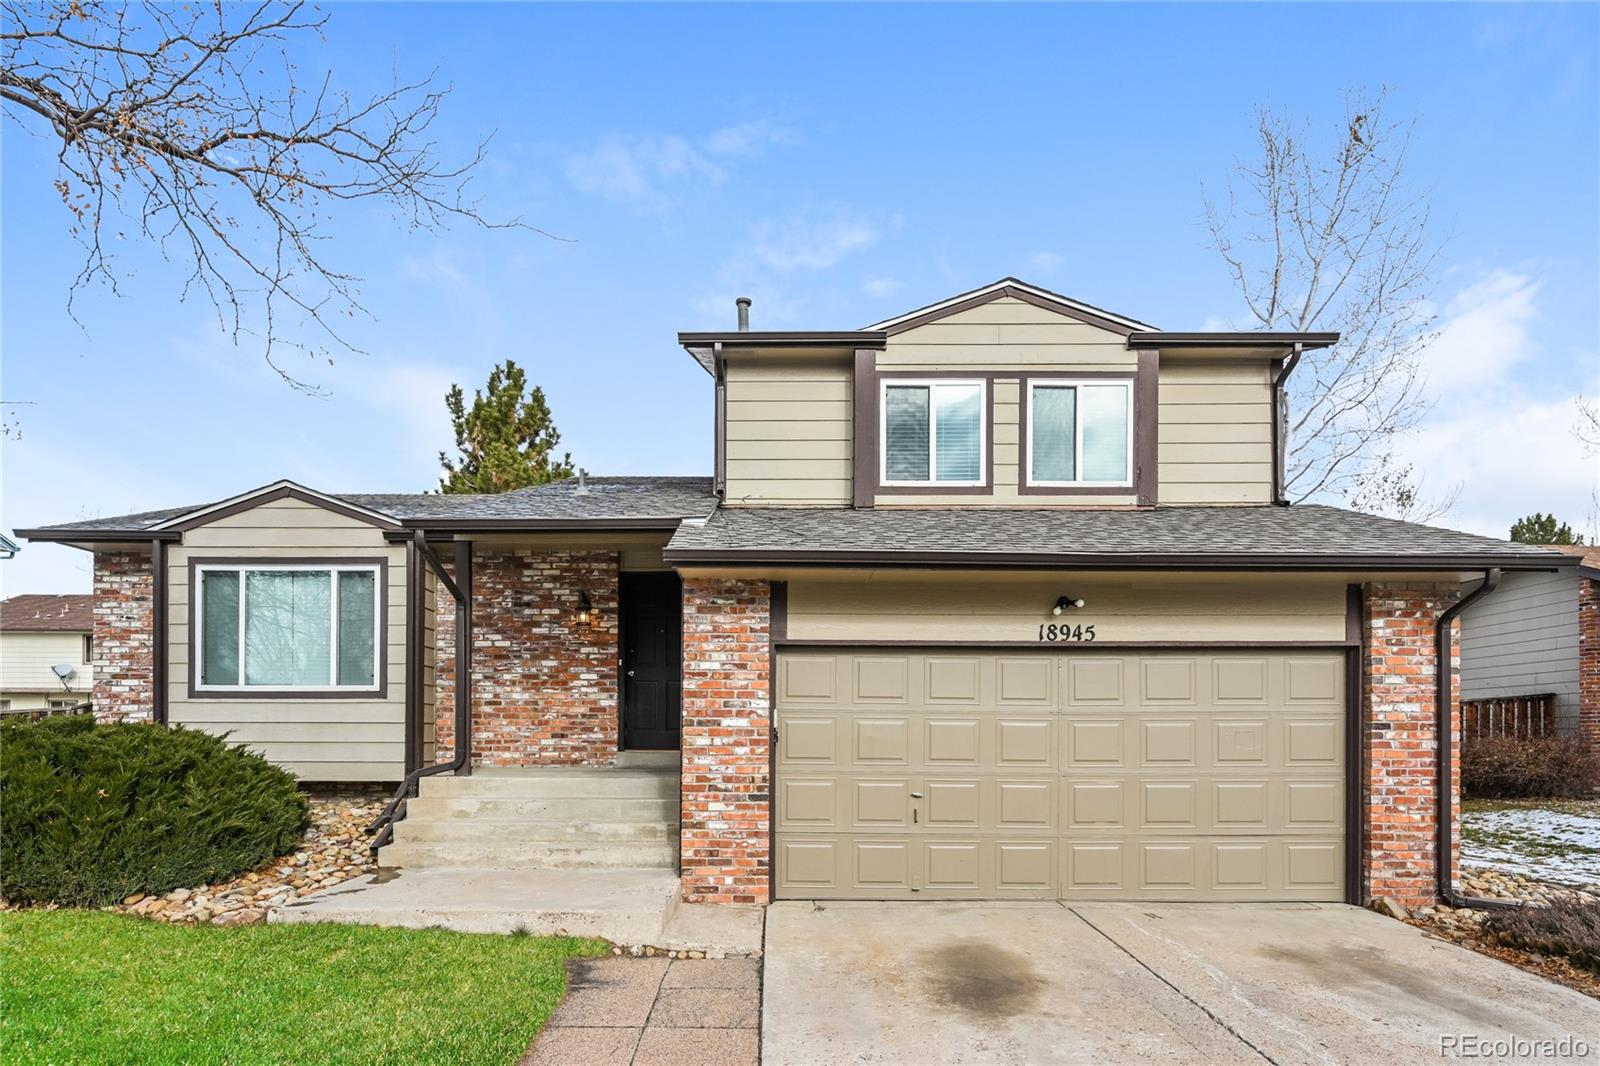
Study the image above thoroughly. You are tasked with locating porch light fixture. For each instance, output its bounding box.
[1052,596,1085,615]
[577,590,594,626]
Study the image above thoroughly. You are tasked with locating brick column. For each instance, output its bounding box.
[1580,576,1600,751]
[1363,582,1460,908]
[91,550,155,723]
[680,578,771,905]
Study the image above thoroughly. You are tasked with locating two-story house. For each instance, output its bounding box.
[19,278,1574,913]
[0,594,95,713]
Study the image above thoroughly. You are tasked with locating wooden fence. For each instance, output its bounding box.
[1461,694,1557,742]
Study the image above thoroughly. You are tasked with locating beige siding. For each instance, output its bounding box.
[879,296,1136,371]
[1158,361,1274,505]
[784,572,1348,644]
[168,496,408,781]
[723,357,853,506]
[0,630,92,699]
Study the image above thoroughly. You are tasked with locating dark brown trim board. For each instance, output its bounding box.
[876,281,1149,338]
[775,638,1360,650]
[1135,350,1159,506]
[1345,583,1364,904]
[770,580,789,643]
[678,330,887,348]
[404,538,422,774]
[766,579,785,900]
[1127,331,1340,350]
[163,483,402,533]
[151,538,169,725]
[184,556,390,700]
[665,548,1569,572]
[852,349,878,509]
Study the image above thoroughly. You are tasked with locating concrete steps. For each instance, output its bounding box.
[380,763,680,872]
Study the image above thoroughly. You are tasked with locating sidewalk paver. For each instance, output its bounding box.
[522,955,759,1066]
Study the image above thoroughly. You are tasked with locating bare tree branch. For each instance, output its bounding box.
[1204,88,1445,518]
[2,0,563,392]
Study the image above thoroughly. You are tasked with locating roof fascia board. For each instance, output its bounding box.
[1128,331,1340,351]
[869,279,1156,336]
[660,548,1574,572]
[15,529,182,545]
[678,331,887,348]
[155,481,402,533]
[386,516,688,539]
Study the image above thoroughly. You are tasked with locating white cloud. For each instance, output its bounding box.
[563,135,724,211]
[747,210,884,273]
[862,276,904,300]
[563,120,798,211]
[1382,269,1597,536]
[1418,270,1542,394]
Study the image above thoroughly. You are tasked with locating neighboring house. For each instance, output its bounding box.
[1461,543,1600,745]
[19,277,1575,911]
[0,594,95,712]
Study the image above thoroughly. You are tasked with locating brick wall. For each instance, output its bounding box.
[91,550,155,723]
[680,578,771,904]
[1581,576,1600,750]
[434,549,620,766]
[1363,582,1460,908]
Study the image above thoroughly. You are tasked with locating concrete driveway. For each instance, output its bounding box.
[763,902,1600,1065]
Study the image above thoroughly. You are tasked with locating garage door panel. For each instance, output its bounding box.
[776,649,1347,902]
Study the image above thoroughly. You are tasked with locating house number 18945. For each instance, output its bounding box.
[1038,623,1096,642]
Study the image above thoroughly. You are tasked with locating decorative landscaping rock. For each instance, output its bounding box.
[110,789,382,927]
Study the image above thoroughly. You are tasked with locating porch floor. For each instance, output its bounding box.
[270,867,763,957]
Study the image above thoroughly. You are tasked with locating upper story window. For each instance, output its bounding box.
[881,379,987,486]
[1026,380,1132,487]
[196,563,380,692]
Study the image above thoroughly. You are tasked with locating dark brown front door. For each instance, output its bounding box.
[620,572,682,750]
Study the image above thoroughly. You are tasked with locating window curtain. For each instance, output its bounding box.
[1031,386,1077,483]
[244,571,332,686]
[933,385,981,482]
[1081,385,1129,482]
[336,570,377,687]
[884,385,931,482]
[200,571,241,686]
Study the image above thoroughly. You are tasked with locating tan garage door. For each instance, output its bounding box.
[773,649,1347,901]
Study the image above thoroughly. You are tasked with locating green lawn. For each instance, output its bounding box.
[1,911,607,1065]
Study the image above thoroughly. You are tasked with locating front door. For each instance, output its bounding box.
[620,572,682,750]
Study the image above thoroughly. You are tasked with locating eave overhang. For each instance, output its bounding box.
[1127,331,1340,352]
[660,548,1576,573]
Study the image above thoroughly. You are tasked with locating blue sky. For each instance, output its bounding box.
[4,2,1597,593]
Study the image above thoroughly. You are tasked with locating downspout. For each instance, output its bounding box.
[367,534,474,852]
[1272,342,1303,506]
[1433,568,1518,910]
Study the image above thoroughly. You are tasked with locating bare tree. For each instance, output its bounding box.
[1577,395,1600,455]
[1205,89,1443,515]
[2,1,550,391]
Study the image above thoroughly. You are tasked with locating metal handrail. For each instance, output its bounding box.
[367,536,472,853]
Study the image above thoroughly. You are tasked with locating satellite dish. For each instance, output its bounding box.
[51,664,76,690]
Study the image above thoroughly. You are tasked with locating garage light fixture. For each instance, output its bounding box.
[577,590,594,626]
[1052,596,1085,615]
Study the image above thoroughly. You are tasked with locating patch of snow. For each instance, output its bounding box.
[1462,806,1600,888]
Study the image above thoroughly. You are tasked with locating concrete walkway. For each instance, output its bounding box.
[765,901,1600,1065]
[271,867,764,956]
[522,956,760,1066]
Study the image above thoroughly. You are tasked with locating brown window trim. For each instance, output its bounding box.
[185,555,390,701]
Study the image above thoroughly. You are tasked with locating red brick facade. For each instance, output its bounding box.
[1580,575,1600,750]
[91,550,155,723]
[1363,582,1460,908]
[434,549,621,766]
[679,578,771,904]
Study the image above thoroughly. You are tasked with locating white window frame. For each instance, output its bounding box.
[193,562,382,693]
[879,378,989,488]
[1025,378,1135,488]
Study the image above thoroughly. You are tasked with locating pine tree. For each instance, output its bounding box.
[439,360,575,494]
[1508,513,1582,545]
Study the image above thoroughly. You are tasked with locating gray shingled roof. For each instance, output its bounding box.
[20,477,716,535]
[664,505,1571,567]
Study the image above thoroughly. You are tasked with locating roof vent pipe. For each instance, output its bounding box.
[575,468,589,495]
[736,297,751,331]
